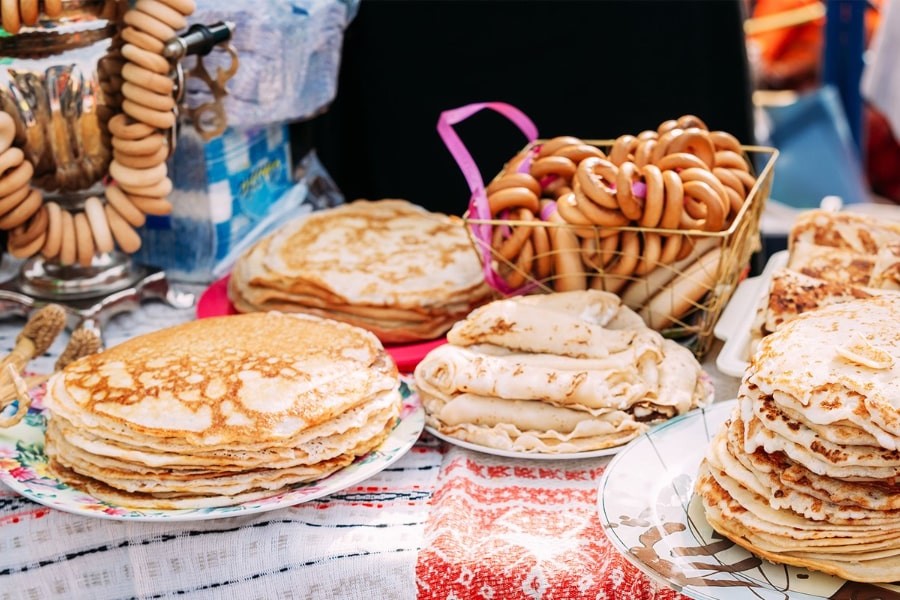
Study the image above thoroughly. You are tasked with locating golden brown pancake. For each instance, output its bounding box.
[228,199,492,343]
[43,312,402,508]
[697,295,900,583]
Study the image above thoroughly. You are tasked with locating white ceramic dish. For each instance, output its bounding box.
[597,400,899,599]
[0,385,424,522]
[424,426,619,460]
[714,250,789,377]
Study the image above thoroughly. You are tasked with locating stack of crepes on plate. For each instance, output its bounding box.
[698,294,900,583]
[750,209,899,354]
[228,199,492,343]
[414,290,710,453]
[42,312,401,509]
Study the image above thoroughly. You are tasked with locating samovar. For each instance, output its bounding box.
[0,0,233,332]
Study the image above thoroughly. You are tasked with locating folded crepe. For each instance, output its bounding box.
[414,290,710,454]
[42,312,402,509]
[229,199,492,343]
[697,295,900,583]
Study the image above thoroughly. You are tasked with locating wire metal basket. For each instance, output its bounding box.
[463,141,778,358]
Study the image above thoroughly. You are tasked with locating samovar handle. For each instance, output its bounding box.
[164,21,237,143]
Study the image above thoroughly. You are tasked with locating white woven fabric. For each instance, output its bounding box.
[0,442,439,600]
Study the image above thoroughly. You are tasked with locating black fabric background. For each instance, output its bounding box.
[300,0,754,216]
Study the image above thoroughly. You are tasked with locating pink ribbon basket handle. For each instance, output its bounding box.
[436,102,539,295]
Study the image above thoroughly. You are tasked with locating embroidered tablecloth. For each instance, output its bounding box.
[0,293,731,600]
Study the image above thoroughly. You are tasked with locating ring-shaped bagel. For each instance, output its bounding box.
[658,234,683,264]
[572,181,630,228]
[113,145,170,169]
[111,132,167,156]
[58,209,76,265]
[546,208,587,292]
[575,156,619,209]
[709,130,742,153]
[105,184,147,228]
[135,0,188,30]
[2,0,21,35]
[656,152,709,172]
[0,147,25,176]
[609,134,637,165]
[650,128,684,164]
[665,127,715,168]
[121,43,171,75]
[678,167,729,215]
[537,136,583,159]
[123,7,176,42]
[84,196,114,254]
[121,81,176,111]
[495,208,534,261]
[486,186,539,217]
[9,229,45,258]
[486,172,541,198]
[639,164,664,228]
[657,119,679,135]
[10,203,47,246]
[680,180,725,232]
[121,25,166,54]
[531,223,552,280]
[714,150,750,171]
[0,112,16,152]
[41,201,62,258]
[676,114,708,130]
[530,155,577,180]
[555,191,599,238]
[108,113,158,141]
[44,0,63,16]
[127,194,173,215]
[0,187,41,229]
[633,139,657,168]
[615,161,642,221]
[635,232,662,276]
[659,169,684,230]
[105,203,143,253]
[0,160,33,197]
[552,143,604,163]
[73,212,95,267]
[502,239,534,289]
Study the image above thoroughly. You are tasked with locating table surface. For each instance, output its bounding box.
[0,287,741,600]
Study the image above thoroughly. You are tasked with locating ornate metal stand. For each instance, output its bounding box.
[0,253,194,336]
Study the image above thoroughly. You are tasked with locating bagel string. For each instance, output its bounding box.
[0,0,196,261]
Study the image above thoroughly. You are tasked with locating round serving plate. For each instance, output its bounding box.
[596,400,900,600]
[0,383,424,522]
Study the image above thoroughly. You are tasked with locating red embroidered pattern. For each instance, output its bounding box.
[417,448,688,599]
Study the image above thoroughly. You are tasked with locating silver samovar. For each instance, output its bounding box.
[0,0,233,331]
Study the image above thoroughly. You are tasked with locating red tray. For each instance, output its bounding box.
[197,276,446,373]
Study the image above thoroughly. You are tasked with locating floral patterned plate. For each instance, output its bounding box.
[597,400,900,600]
[0,382,424,522]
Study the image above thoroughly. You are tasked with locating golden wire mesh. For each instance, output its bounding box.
[463,142,778,359]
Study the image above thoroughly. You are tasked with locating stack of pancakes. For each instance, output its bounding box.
[698,295,900,582]
[43,312,401,509]
[414,290,711,453]
[750,210,899,354]
[228,199,492,343]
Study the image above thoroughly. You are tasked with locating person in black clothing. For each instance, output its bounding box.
[303,0,754,216]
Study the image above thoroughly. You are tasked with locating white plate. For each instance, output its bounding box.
[0,384,424,522]
[714,251,789,378]
[424,425,619,460]
[596,400,900,600]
